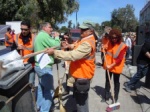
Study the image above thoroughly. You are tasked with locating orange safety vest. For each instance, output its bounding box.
[14,33,35,63]
[103,42,126,74]
[69,35,96,79]
[100,36,109,52]
[5,32,13,47]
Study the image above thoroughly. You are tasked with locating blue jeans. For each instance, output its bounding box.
[34,66,54,112]
[127,64,149,86]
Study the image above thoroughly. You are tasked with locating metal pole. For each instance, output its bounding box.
[76,11,77,28]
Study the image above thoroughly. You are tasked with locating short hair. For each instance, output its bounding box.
[40,22,50,30]
[7,27,11,31]
[64,31,70,36]
[21,20,31,28]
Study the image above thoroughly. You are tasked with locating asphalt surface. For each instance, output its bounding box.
[0,45,149,112]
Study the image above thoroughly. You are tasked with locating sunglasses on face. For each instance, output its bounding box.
[112,37,117,40]
[20,28,29,31]
[110,36,118,40]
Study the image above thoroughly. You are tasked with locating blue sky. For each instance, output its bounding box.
[59,0,147,27]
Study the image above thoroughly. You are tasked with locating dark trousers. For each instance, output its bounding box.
[105,71,120,101]
[73,79,90,112]
[128,64,149,87]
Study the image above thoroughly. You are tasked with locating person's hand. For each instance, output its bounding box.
[54,31,60,37]
[61,41,67,47]
[65,44,71,49]
[17,45,26,50]
[106,65,112,69]
[45,48,54,55]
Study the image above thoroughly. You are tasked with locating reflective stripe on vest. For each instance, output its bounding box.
[106,42,124,58]
[15,34,35,51]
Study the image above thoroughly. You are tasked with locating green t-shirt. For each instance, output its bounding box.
[34,30,61,67]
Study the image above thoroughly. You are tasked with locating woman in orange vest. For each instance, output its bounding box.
[46,21,97,112]
[101,29,127,103]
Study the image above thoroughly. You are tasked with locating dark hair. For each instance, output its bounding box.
[64,31,70,36]
[7,27,11,31]
[21,20,31,28]
[109,29,122,44]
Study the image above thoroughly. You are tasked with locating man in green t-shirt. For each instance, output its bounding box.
[34,22,60,112]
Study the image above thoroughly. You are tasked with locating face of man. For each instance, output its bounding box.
[80,28,93,38]
[43,24,53,35]
[20,25,30,36]
[64,35,69,40]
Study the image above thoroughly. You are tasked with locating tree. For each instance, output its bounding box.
[111,4,138,32]
[0,0,79,28]
[68,20,72,29]
[101,21,111,28]
[0,0,25,23]
[59,26,68,33]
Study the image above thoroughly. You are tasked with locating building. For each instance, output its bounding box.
[137,0,150,45]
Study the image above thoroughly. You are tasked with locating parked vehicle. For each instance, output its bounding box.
[70,29,81,42]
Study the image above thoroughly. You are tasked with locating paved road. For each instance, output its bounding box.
[0,46,149,112]
[52,52,142,112]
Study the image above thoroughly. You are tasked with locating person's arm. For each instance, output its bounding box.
[42,34,61,48]
[46,42,92,61]
[142,43,150,58]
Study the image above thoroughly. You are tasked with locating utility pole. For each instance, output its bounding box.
[76,11,78,28]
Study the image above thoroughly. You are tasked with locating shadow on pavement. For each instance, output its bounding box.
[62,94,77,112]
[91,86,105,99]
[130,95,140,104]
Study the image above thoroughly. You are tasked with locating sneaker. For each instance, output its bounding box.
[124,82,132,93]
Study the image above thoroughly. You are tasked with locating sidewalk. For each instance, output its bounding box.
[52,52,150,112]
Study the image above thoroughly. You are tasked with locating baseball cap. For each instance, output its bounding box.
[79,20,96,29]
[79,20,99,38]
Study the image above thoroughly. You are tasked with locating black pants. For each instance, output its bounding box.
[73,79,90,112]
[105,71,120,101]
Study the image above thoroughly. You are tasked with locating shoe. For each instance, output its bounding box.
[124,82,131,93]
[96,62,102,66]
[62,91,69,96]
[101,92,110,102]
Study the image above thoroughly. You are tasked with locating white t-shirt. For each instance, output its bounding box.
[125,37,132,49]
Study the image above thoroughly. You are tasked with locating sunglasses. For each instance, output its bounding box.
[20,28,29,31]
[112,37,117,40]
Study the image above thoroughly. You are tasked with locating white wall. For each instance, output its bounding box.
[6,21,21,34]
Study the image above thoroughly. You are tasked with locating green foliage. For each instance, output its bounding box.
[111,4,138,32]
[59,26,69,33]
[0,0,79,28]
[101,21,111,28]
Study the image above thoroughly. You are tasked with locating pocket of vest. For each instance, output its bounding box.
[74,78,90,93]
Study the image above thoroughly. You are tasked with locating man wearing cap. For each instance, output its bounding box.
[46,21,97,112]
